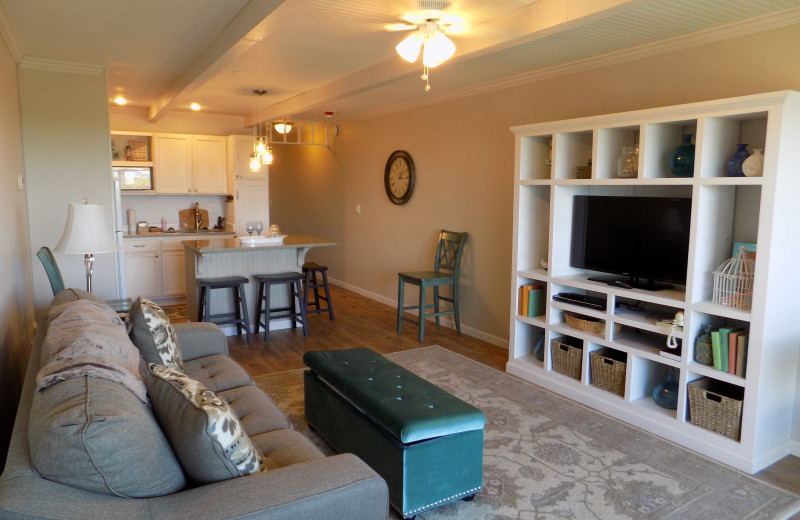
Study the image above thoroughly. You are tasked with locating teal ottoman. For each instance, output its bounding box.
[303,348,485,519]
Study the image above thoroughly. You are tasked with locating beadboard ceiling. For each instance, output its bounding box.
[1,0,799,124]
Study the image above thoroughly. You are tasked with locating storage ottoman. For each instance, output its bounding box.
[303,348,485,519]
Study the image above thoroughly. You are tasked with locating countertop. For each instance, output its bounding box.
[123,230,235,239]
[182,235,336,254]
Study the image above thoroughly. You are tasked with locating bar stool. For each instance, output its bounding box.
[254,272,308,341]
[302,262,334,320]
[196,276,252,344]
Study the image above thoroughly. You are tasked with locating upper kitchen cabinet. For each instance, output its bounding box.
[154,134,227,195]
[111,131,154,167]
[228,135,266,180]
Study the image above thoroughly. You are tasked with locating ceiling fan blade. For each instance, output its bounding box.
[384,23,417,32]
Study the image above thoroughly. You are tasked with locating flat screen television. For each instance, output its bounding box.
[570,195,692,290]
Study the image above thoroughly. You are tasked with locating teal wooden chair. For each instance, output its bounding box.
[37,246,65,296]
[397,230,467,342]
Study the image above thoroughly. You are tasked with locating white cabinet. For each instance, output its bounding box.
[124,237,187,303]
[154,134,227,194]
[232,179,269,236]
[227,135,265,180]
[507,91,800,474]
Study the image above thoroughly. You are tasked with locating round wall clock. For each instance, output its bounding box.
[384,150,416,205]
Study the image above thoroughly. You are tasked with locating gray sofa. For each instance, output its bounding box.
[0,289,388,519]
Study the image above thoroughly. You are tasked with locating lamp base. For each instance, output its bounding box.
[84,253,95,293]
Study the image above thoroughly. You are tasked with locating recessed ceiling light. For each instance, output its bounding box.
[113,96,127,105]
[190,103,201,111]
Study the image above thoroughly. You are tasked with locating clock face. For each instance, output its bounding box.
[384,150,415,205]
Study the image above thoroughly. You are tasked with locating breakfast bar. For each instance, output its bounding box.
[182,235,335,334]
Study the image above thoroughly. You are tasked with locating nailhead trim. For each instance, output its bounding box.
[403,486,481,517]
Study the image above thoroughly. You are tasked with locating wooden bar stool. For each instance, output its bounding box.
[196,275,252,344]
[254,272,309,341]
[302,262,334,320]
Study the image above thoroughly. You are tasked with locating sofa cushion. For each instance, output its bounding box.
[183,353,254,393]
[51,287,107,307]
[218,385,291,435]
[250,429,325,471]
[145,364,264,484]
[28,375,187,498]
[128,297,183,370]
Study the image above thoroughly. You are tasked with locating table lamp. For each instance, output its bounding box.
[54,200,119,293]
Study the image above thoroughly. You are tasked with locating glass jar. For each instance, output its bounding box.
[617,146,638,178]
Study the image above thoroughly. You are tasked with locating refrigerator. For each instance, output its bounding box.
[111,169,128,299]
[232,179,269,236]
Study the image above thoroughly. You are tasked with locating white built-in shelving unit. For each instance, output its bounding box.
[507,91,800,473]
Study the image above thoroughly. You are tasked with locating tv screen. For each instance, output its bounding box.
[570,195,692,289]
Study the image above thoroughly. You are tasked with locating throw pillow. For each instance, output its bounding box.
[128,297,183,370]
[145,363,264,484]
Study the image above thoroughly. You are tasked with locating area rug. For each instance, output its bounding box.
[253,346,800,520]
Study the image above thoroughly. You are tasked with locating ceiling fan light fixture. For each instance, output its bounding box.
[396,32,423,63]
[422,30,455,67]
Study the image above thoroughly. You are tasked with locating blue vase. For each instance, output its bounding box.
[652,373,678,410]
[668,134,694,177]
[726,144,750,177]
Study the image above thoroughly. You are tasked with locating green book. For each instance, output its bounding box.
[717,327,733,373]
[711,331,722,371]
[527,285,545,317]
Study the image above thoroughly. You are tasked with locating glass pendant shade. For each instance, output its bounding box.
[249,152,261,171]
[256,138,267,155]
[422,31,455,67]
[396,33,423,63]
[261,147,273,165]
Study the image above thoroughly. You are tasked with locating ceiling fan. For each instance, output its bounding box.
[385,0,468,91]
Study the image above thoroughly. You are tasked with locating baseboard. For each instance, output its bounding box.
[330,277,508,349]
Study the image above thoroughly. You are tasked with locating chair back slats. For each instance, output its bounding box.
[37,246,65,296]
[434,230,467,276]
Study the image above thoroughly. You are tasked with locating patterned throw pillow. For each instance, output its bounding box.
[128,297,183,370]
[145,363,263,483]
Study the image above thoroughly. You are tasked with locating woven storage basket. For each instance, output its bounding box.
[565,312,622,336]
[589,348,627,397]
[688,378,744,441]
[550,337,582,380]
[575,164,592,179]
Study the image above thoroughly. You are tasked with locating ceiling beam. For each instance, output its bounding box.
[147,0,313,122]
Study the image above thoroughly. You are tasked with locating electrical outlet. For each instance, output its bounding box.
[354,204,361,214]
[17,174,25,191]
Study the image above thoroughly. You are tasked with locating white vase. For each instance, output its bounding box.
[742,148,764,177]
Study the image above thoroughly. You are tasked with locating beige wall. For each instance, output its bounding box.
[19,67,117,309]
[270,23,800,346]
[0,36,35,466]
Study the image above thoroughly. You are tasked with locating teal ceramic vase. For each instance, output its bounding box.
[668,134,694,177]
[726,144,750,177]
[653,373,679,409]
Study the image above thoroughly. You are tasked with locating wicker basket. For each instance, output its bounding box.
[575,164,592,179]
[550,337,582,380]
[688,378,744,441]
[590,348,627,397]
[564,312,622,336]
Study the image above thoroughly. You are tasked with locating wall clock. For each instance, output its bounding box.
[384,150,416,205]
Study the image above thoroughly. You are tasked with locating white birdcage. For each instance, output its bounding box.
[712,246,755,310]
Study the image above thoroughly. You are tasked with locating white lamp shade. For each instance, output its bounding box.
[396,32,423,63]
[422,31,455,67]
[54,203,119,255]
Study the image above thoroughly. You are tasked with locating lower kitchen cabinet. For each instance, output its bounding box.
[124,237,186,303]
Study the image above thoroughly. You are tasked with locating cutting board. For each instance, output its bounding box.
[178,208,209,231]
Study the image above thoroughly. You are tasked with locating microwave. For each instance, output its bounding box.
[114,167,153,190]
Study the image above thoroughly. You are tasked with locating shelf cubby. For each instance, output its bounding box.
[518,135,552,181]
[553,130,592,181]
[629,357,680,419]
[595,125,640,180]
[640,120,698,179]
[510,322,546,367]
[515,185,550,272]
[697,113,768,179]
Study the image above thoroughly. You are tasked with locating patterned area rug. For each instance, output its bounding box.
[253,346,800,520]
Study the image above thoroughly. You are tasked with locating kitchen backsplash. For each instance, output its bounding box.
[122,194,226,230]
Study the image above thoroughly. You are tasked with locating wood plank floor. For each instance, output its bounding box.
[223,284,799,501]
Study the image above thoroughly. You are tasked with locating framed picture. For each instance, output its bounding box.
[129,139,148,161]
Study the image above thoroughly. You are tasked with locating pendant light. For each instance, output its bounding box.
[251,89,274,168]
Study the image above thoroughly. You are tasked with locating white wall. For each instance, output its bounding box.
[0,35,35,466]
[19,67,116,308]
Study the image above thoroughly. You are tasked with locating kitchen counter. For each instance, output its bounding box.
[182,235,336,334]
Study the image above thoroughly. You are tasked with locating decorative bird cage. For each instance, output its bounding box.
[712,246,755,310]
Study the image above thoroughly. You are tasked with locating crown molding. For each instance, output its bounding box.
[0,2,22,62]
[18,57,104,75]
[349,7,800,123]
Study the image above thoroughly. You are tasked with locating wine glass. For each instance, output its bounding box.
[245,221,254,238]
[254,221,263,237]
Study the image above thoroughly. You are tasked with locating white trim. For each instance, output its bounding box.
[329,276,509,349]
[19,57,104,75]
[0,2,22,62]
[346,7,800,123]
